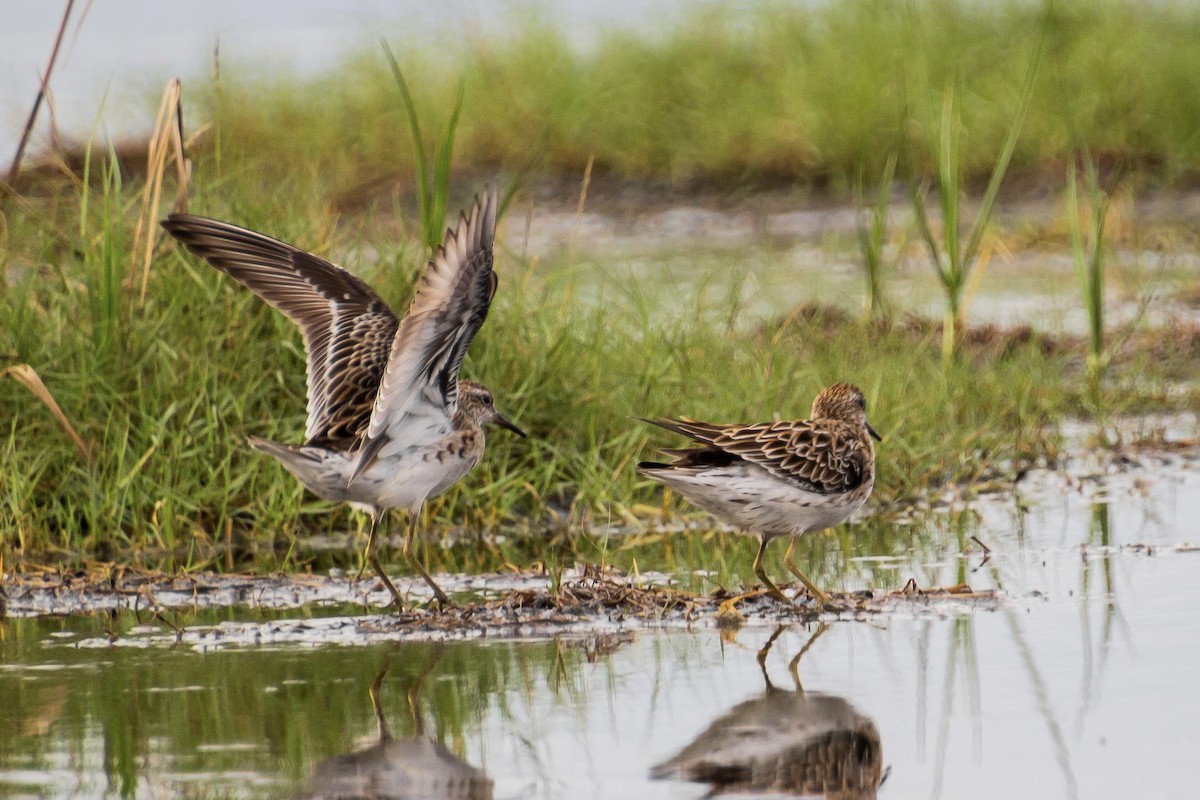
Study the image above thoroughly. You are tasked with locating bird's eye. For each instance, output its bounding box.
[483,395,493,406]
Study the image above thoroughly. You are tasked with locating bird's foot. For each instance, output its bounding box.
[715,587,769,622]
[429,591,452,613]
[790,585,848,613]
[367,555,408,614]
[384,597,407,616]
[381,584,408,616]
[413,575,453,613]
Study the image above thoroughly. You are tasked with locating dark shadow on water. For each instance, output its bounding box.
[297,649,492,800]
[651,625,885,799]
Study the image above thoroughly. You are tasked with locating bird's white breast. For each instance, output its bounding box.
[655,463,872,539]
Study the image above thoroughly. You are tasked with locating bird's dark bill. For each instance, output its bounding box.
[496,414,526,438]
[867,423,882,441]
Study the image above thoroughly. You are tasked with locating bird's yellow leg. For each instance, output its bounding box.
[752,536,794,605]
[787,622,831,690]
[783,539,833,608]
[365,513,406,611]
[354,513,373,582]
[368,667,391,741]
[403,509,451,610]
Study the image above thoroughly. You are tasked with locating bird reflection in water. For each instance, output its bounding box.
[652,625,884,799]
[297,650,492,800]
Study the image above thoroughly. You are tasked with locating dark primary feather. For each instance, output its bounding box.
[638,446,739,472]
[161,214,398,448]
[641,416,871,495]
[368,190,498,430]
[354,190,498,479]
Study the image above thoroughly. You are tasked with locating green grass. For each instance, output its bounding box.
[1066,155,1113,405]
[853,152,900,321]
[910,27,1041,362]
[382,40,465,252]
[2,163,1192,579]
[193,0,1200,196]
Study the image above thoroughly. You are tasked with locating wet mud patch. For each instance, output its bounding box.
[4,564,999,650]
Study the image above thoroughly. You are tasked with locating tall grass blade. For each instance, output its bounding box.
[382,42,430,229]
[130,78,190,304]
[961,31,1046,269]
[853,151,899,320]
[910,21,1045,362]
[1066,154,1113,404]
[95,146,124,353]
[382,40,468,252]
[2,364,93,464]
[382,40,436,250]
[910,179,944,278]
[937,88,962,297]
[429,77,465,247]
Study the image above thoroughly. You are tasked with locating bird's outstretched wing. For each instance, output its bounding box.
[352,188,499,479]
[161,214,398,447]
[641,416,871,494]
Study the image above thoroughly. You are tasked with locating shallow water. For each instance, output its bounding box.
[3,434,1200,799]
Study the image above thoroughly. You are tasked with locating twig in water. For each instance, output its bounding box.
[970,535,993,571]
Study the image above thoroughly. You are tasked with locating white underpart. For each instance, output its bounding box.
[257,425,483,517]
[652,462,870,540]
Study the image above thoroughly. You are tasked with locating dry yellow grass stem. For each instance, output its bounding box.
[2,363,93,465]
[129,78,192,304]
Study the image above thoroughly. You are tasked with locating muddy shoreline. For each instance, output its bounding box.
[2,561,998,625]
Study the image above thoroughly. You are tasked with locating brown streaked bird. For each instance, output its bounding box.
[161,189,523,611]
[638,382,880,608]
[651,625,885,799]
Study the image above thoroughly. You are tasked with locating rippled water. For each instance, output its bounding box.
[3,434,1199,799]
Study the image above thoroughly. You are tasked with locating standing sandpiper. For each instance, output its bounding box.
[161,189,523,610]
[638,382,880,608]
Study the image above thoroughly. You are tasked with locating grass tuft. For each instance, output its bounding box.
[910,28,1043,361]
[853,152,900,321]
[382,40,464,253]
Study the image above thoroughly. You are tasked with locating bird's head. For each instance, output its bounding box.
[811,382,881,441]
[458,380,525,437]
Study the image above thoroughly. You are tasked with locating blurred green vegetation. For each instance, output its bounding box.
[200,0,1200,193]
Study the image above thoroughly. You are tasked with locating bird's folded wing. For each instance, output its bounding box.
[645,417,869,494]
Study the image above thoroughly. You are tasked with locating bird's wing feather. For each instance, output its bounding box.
[353,189,498,477]
[161,214,398,445]
[643,417,870,494]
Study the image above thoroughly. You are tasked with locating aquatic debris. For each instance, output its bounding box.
[6,563,1003,649]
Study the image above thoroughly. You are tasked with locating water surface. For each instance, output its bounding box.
[3,439,1199,799]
